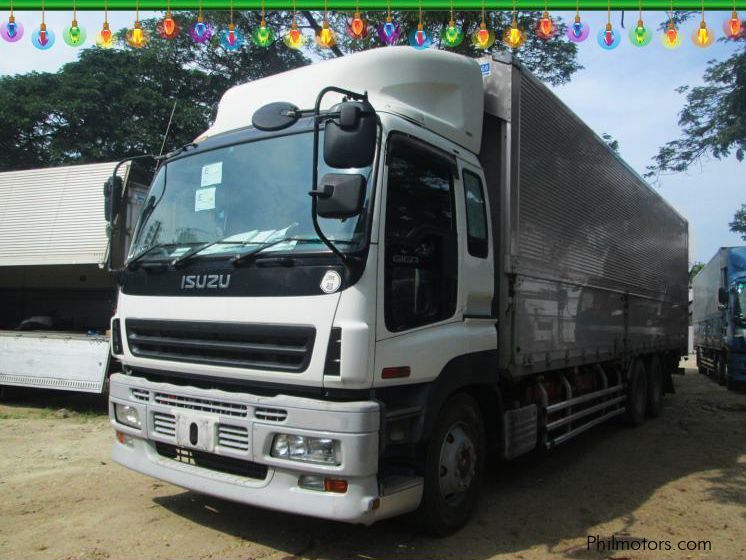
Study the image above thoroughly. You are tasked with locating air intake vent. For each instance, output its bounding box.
[153,412,176,438]
[217,424,250,451]
[131,388,150,402]
[254,407,288,422]
[153,392,248,417]
[155,443,268,480]
[324,327,342,376]
[125,319,316,373]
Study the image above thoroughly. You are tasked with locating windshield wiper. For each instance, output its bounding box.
[126,243,179,270]
[231,237,356,266]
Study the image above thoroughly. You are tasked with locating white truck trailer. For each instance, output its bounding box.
[107,49,688,534]
[0,162,145,394]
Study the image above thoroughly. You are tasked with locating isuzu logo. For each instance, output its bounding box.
[180,274,231,289]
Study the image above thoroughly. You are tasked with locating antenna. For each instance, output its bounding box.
[159,100,178,157]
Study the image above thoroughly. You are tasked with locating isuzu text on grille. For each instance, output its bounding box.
[180,274,231,289]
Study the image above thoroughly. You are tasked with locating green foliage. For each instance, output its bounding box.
[646,27,745,177]
[689,261,705,285]
[730,204,746,241]
[601,133,620,153]
[0,10,581,171]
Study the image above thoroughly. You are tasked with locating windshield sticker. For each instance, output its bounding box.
[195,187,216,212]
[200,162,223,187]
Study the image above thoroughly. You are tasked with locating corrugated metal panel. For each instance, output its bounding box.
[0,162,127,266]
[515,73,688,304]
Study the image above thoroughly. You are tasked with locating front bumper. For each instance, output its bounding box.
[109,373,422,524]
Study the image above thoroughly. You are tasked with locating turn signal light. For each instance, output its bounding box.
[324,478,348,493]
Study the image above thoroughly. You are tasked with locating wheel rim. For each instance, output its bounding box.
[438,421,476,506]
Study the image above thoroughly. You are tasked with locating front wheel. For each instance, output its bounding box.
[647,355,664,418]
[717,355,728,386]
[625,359,648,426]
[416,393,484,536]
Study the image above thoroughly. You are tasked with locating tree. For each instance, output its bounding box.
[689,261,705,285]
[730,204,746,240]
[602,133,619,153]
[646,22,745,177]
[0,10,581,171]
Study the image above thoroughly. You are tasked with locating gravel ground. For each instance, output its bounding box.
[1,357,745,560]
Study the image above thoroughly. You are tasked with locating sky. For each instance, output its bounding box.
[0,10,743,264]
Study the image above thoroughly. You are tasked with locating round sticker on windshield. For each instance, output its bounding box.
[320,270,342,294]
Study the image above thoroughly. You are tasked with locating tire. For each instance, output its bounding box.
[624,359,648,426]
[717,355,727,386]
[416,393,485,537]
[646,355,664,418]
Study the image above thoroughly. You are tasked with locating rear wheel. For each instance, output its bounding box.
[646,355,664,418]
[416,393,484,536]
[624,359,648,426]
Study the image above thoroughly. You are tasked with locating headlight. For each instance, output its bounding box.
[271,434,340,465]
[115,403,141,429]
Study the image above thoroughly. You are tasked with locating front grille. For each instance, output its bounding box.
[217,424,250,451]
[125,319,316,373]
[254,407,288,422]
[153,392,248,417]
[155,442,268,480]
[153,412,176,438]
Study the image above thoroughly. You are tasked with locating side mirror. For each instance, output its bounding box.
[324,101,376,169]
[314,174,366,219]
[104,175,123,223]
[718,286,729,306]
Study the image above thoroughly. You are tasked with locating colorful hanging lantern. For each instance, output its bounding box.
[347,12,368,40]
[62,2,86,47]
[284,3,305,50]
[597,22,620,49]
[96,1,114,48]
[661,3,681,49]
[32,3,55,50]
[189,0,213,44]
[535,4,556,40]
[629,3,652,48]
[442,2,462,48]
[724,6,743,38]
[316,20,336,48]
[376,1,400,47]
[408,23,431,49]
[692,0,714,47]
[1,2,24,43]
[566,14,589,43]
[503,12,525,49]
[158,6,180,40]
[220,23,245,50]
[126,0,149,48]
[252,1,274,47]
[472,2,495,51]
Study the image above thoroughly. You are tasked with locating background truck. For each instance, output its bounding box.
[107,48,688,535]
[0,162,147,395]
[692,246,746,389]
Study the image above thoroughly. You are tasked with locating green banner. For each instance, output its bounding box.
[1,1,744,10]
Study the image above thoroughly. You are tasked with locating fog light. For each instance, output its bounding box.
[298,474,325,491]
[271,433,339,465]
[115,430,133,446]
[115,403,141,429]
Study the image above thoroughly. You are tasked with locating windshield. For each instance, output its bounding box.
[736,281,746,327]
[128,131,373,262]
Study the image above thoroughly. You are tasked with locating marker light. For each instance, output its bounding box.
[96,21,114,48]
[597,22,620,50]
[661,21,681,49]
[629,18,652,47]
[189,17,213,44]
[284,23,305,49]
[158,11,180,39]
[503,18,525,49]
[471,22,495,49]
[408,23,431,49]
[443,20,463,47]
[566,14,589,43]
[377,16,400,45]
[2,14,24,42]
[315,21,336,48]
[536,11,556,39]
[220,23,245,51]
[32,23,55,50]
[63,18,86,47]
[692,20,714,47]
[252,18,274,47]
[347,12,368,39]
[724,11,743,38]
[126,20,149,48]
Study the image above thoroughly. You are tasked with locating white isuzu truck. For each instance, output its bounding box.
[107,48,688,534]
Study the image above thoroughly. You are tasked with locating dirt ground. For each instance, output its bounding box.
[1,357,745,560]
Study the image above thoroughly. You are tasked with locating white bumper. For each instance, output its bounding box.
[109,373,422,524]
